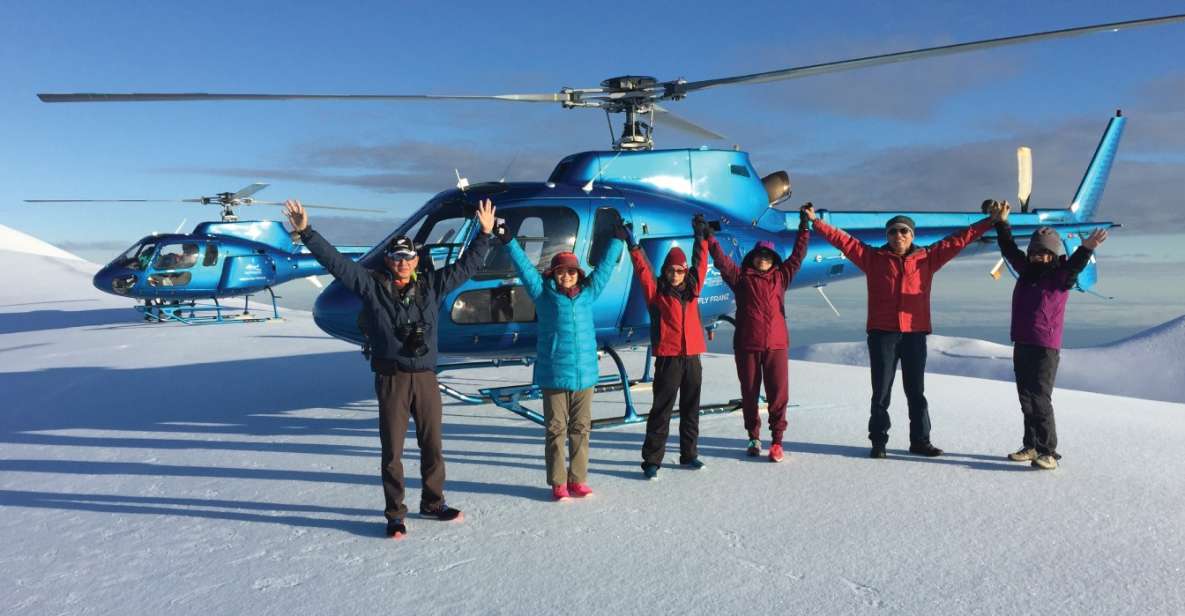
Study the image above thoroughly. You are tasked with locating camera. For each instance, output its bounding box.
[397,323,430,358]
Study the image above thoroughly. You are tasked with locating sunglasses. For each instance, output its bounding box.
[554,268,580,277]
[887,226,913,236]
[665,266,688,274]
[385,251,417,262]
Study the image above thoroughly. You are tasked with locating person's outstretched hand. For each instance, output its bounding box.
[284,199,309,233]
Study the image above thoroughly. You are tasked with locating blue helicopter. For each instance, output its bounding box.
[36,13,1183,422]
[25,183,381,324]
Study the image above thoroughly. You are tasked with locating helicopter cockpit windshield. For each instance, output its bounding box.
[113,240,158,271]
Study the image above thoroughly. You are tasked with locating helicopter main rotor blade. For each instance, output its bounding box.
[232,183,269,199]
[38,92,569,104]
[248,200,386,214]
[674,13,1185,93]
[24,199,188,203]
[651,105,726,140]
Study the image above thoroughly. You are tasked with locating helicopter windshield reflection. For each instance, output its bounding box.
[114,241,158,271]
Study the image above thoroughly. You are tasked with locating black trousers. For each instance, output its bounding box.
[641,355,702,468]
[867,331,931,446]
[1013,343,1060,455]
[375,370,446,521]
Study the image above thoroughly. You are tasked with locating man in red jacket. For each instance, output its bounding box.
[708,210,810,462]
[803,204,992,459]
[625,217,709,479]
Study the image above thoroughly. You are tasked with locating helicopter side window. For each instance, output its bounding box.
[154,243,201,270]
[450,285,537,324]
[115,241,157,271]
[148,272,192,287]
[587,207,625,267]
[203,244,219,267]
[474,206,579,281]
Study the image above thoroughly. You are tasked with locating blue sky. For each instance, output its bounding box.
[1,0,1182,248]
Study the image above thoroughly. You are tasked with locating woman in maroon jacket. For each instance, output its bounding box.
[992,201,1107,470]
[707,209,810,462]
[626,217,710,479]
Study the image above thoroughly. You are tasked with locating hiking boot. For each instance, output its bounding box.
[769,443,785,463]
[746,439,761,457]
[870,444,887,459]
[1008,447,1038,462]
[908,442,944,457]
[567,483,594,498]
[385,518,407,540]
[552,484,570,501]
[1032,455,1058,470]
[419,502,464,522]
[681,458,705,470]
[642,464,659,480]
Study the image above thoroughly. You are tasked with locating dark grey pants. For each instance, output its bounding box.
[1014,343,1060,456]
[867,331,931,446]
[376,370,445,521]
[641,355,702,468]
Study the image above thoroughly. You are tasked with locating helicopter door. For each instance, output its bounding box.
[445,205,580,351]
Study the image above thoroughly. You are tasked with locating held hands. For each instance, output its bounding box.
[1081,228,1108,250]
[611,220,633,244]
[800,202,816,224]
[474,198,497,235]
[284,199,309,233]
[692,213,716,240]
[989,200,1011,223]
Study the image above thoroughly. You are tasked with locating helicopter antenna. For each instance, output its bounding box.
[455,169,470,192]
[582,149,624,193]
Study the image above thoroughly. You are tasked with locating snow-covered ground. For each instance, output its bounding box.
[2,230,1183,615]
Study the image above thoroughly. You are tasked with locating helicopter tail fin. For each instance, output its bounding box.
[1067,111,1125,222]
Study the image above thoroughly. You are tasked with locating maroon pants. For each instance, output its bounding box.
[735,348,789,443]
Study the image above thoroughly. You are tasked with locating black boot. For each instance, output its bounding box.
[870,444,887,459]
[385,518,407,539]
[420,502,464,522]
[908,442,944,457]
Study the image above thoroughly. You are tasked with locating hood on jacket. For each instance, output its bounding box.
[741,240,783,270]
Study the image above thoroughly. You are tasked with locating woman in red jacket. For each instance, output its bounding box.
[707,209,810,462]
[626,217,709,479]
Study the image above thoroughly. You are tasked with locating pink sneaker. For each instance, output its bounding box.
[551,484,570,501]
[566,483,593,498]
[769,443,785,463]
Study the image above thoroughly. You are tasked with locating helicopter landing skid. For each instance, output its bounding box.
[136,289,282,325]
[474,345,744,430]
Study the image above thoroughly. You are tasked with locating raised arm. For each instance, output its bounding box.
[689,236,709,296]
[1067,228,1108,275]
[628,246,658,305]
[586,238,625,300]
[928,217,993,271]
[505,237,545,300]
[779,208,812,281]
[430,198,496,295]
[286,199,376,299]
[808,217,872,273]
[707,236,741,288]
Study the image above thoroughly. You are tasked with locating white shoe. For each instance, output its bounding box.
[1008,447,1037,462]
[1031,455,1058,470]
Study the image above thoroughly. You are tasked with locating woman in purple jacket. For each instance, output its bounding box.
[991,201,1108,470]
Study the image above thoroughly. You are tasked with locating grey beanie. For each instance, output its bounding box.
[1027,227,1065,257]
[885,215,916,231]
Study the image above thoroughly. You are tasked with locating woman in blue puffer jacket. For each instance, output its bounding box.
[500,221,625,501]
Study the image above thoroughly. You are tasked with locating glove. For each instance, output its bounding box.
[612,221,633,245]
[494,221,513,245]
[798,202,814,229]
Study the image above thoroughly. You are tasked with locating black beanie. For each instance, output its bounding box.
[885,215,916,232]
